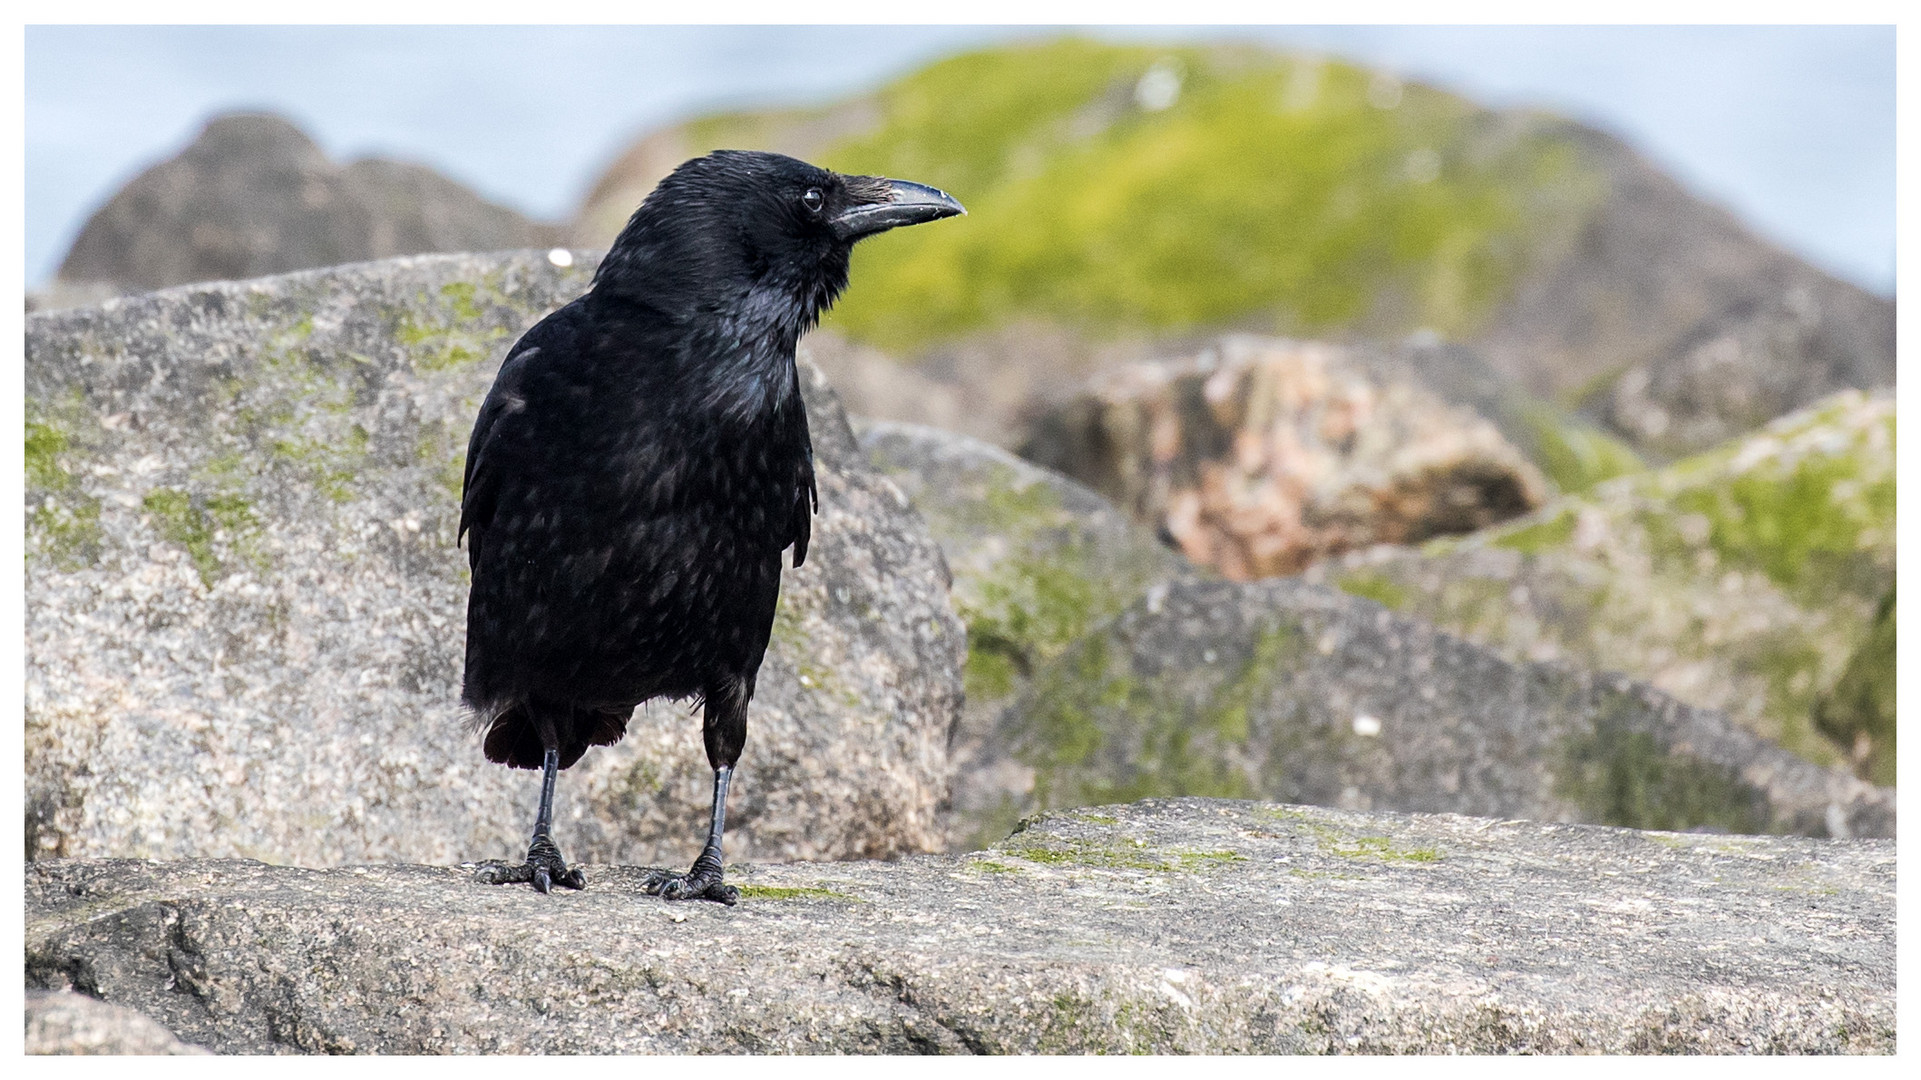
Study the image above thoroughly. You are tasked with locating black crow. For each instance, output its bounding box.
[461,151,963,904]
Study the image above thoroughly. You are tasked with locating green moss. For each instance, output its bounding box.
[774,39,1605,351]
[1021,621,1308,810]
[1668,446,1894,602]
[30,496,103,570]
[732,884,855,902]
[1523,407,1643,494]
[1814,588,1895,786]
[1327,835,1441,863]
[1553,716,1772,834]
[439,281,485,322]
[997,834,1246,873]
[270,424,371,503]
[1275,813,1444,864]
[1336,570,1410,611]
[142,487,263,587]
[25,417,72,492]
[25,405,105,569]
[1207,623,1294,744]
[1490,508,1577,554]
[960,546,1100,700]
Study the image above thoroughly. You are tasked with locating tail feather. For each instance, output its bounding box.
[476,698,633,770]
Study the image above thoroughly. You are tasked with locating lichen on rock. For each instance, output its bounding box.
[1308,389,1895,776]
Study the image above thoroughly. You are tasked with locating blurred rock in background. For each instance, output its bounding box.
[1021,337,1550,579]
[1304,390,1895,780]
[572,41,1892,461]
[860,420,1196,847]
[34,112,561,309]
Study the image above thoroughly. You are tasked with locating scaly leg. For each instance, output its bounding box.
[641,765,738,905]
[643,677,748,905]
[474,746,586,893]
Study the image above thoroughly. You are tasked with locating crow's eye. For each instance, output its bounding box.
[800,188,824,215]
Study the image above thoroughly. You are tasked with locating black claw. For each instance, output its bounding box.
[474,834,584,893]
[641,863,736,905]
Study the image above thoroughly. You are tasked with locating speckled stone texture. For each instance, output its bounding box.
[988,578,1891,840]
[26,989,209,1055]
[24,798,1893,1054]
[25,250,963,868]
[860,421,1195,847]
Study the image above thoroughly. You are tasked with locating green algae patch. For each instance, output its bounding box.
[806,40,1603,352]
[1336,570,1410,611]
[997,834,1246,873]
[1271,811,1444,864]
[1668,445,1894,603]
[931,463,1126,704]
[1554,718,1772,835]
[1018,621,1308,811]
[644,39,1613,354]
[1524,407,1643,494]
[1490,507,1576,555]
[959,544,1101,701]
[25,399,105,570]
[733,884,856,902]
[142,487,265,587]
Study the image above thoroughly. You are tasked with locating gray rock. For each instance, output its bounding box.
[1478,123,1895,459]
[25,250,963,868]
[1306,390,1896,778]
[25,989,209,1055]
[47,112,560,300]
[24,798,1893,1054]
[990,578,1891,839]
[859,421,1193,846]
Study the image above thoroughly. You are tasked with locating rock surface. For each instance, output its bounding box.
[26,989,209,1055]
[989,578,1891,840]
[1477,125,1896,459]
[46,113,560,301]
[860,421,1193,846]
[24,798,1894,1054]
[1306,390,1896,777]
[25,250,963,868]
[1021,337,1550,580]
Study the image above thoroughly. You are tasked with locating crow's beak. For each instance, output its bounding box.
[831,178,965,241]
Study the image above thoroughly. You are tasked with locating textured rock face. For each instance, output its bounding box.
[49,113,559,298]
[24,799,1894,1054]
[988,578,1890,840]
[860,421,1193,846]
[25,250,963,868]
[26,990,209,1055]
[1307,390,1896,778]
[1022,337,1549,580]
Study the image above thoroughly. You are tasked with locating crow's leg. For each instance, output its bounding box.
[643,678,747,905]
[474,745,587,893]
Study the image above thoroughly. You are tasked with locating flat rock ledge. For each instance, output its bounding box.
[27,798,1891,1054]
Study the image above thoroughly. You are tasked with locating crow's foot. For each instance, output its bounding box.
[641,861,737,906]
[473,833,585,894]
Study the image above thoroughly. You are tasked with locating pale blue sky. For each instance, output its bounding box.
[25,25,1895,295]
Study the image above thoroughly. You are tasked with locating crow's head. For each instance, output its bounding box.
[593,150,964,332]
